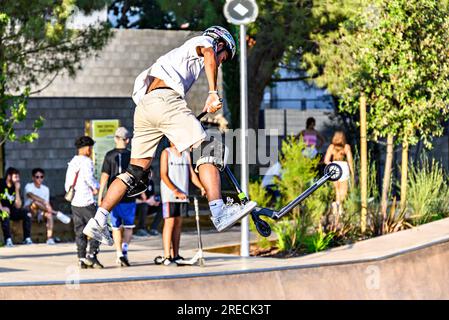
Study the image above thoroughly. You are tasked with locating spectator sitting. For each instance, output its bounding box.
[0,167,32,247]
[135,167,162,237]
[24,168,56,245]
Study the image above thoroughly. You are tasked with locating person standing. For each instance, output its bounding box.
[98,127,136,267]
[155,142,206,265]
[324,131,354,227]
[0,167,32,247]
[65,136,103,268]
[298,117,325,158]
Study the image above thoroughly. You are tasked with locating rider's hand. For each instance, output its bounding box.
[200,187,207,197]
[173,189,187,200]
[203,93,222,113]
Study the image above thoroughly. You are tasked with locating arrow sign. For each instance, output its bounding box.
[223,0,259,25]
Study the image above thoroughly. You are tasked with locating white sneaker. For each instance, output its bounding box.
[23,237,33,245]
[55,211,71,224]
[211,200,257,232]
[5,238,13,247]
[82,218,114,246]
[46,238,56,245]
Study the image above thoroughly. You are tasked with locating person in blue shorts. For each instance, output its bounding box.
[98,127,136,267]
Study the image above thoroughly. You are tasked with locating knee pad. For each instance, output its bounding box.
[195,136,229,172]
[117,164,149,197]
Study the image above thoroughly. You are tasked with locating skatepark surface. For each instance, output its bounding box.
[1,217,449,299]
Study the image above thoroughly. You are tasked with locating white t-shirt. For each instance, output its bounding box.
[132,36,215,105]
[24,183,50,208]
[261,162,282,188]
[65,155,99,207]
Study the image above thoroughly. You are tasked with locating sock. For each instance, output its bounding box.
[94,207,109,226]
[209,199,224,217]
[122,242,128,256]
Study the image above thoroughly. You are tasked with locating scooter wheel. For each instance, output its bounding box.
[325,163,343,182]
[255,219,272,238]
[154,256,163,265]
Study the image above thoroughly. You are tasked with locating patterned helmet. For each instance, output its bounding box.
[203,26,236,59]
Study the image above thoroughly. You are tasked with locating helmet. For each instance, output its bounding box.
[203,26,236,60]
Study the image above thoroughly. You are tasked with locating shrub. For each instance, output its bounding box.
[407,157,449,225]
[304,229,335,253]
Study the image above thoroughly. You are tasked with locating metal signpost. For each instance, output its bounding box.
[224,0,259,257]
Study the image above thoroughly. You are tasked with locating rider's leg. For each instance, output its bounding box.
[84,157,153,246]
[198,163,221,201]
[195,138,257,232]
[93,157,152,225]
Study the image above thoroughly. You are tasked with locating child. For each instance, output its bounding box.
[155,142,206,265]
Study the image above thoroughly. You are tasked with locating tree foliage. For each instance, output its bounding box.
[304,0,449,147]
[0,0,113,147]
[109,0,328,130]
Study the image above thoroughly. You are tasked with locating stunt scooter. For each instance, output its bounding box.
[194,111,343,238]
[176,196,206,267]
[222,163,342,237]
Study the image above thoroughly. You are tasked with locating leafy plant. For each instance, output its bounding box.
[382,197,413,234]
[304,229,335,253]
[277,136,320,206]
[407,157,449,225]
[271,211,304,253]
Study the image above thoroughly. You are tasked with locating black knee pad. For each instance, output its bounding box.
[117,164,149,197]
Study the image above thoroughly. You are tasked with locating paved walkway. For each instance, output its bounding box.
[1,218,449,299]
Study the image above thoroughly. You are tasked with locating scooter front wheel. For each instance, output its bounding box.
[325,163,343,182]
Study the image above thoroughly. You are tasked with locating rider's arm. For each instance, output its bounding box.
[198,46,221,113]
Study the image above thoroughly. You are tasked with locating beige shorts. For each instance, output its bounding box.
[131,89,206,159]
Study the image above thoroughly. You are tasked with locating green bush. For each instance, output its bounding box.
[304,229,335,253]
[271,211,304,252]
[277,136,320,206]
[407,157,449,225]
[266,136,332,252]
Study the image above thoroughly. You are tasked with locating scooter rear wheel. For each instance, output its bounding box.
[253,215,272,238]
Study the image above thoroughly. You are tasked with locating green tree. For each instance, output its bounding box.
[0,0,113,175]
[110,0,336,130]
[304,0,449,227]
